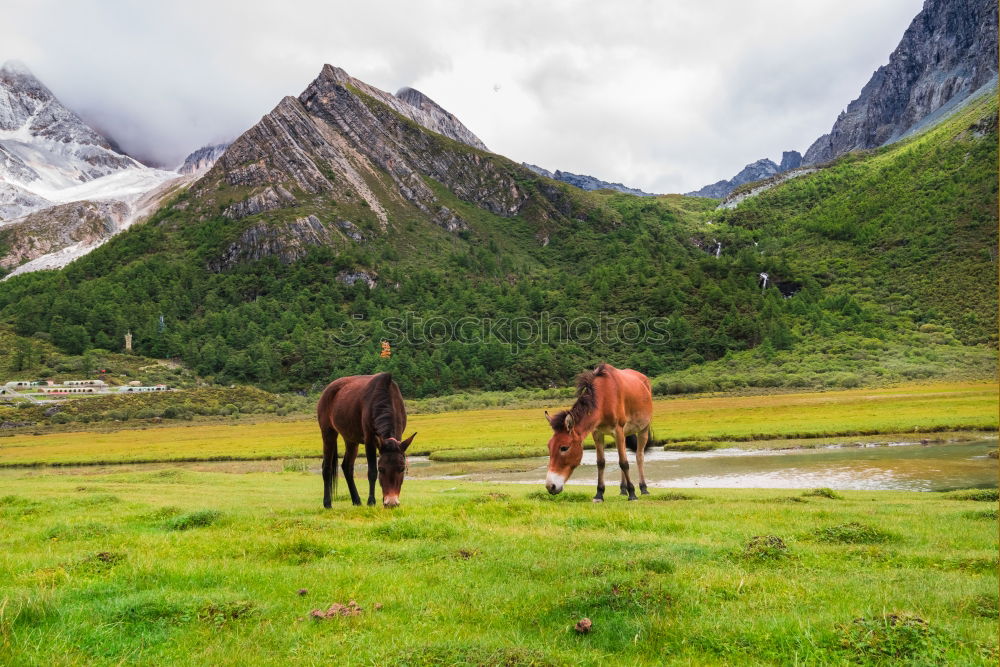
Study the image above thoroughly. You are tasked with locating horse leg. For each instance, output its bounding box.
[341,442,362,506]
[636,428,650,495]
[321,426,339,508]
[615,426,638,501]
[365,442,378,507]
[593,433,606,503]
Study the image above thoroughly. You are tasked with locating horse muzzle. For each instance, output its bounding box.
[545,472,565,495]
[383,495,400,508]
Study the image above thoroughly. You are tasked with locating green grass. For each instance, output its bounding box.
[0,470,996,664]
[0,381,995,466]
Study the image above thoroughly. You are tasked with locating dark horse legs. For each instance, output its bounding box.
[365,443,378,506]
[321,427,338,509]
[341,442,363,506]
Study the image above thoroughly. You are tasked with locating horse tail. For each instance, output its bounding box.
[625,429,657,452]
[322,427,338,499]
[318,383,341,506]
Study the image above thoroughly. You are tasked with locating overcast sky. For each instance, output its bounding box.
[4,0,924,193]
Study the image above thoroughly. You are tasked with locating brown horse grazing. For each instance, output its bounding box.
[317,373,416,508]
[544,363,653,502]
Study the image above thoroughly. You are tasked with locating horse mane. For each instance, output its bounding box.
[550,363,608,432]
[367,373,400,441]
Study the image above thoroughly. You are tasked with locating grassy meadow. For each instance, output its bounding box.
[0,470,997,665]
[0,381,995,466]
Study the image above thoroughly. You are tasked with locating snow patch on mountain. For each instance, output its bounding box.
[0,59,186,276]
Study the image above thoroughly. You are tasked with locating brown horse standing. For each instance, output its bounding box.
[317,373,416,508]
[544,363,653,501]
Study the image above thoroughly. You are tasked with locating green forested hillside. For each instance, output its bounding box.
[0,92,994,397]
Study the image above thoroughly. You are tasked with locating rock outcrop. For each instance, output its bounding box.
[779,151,802,172]
[209,214,336,272]
[802,0,998,164]
[0,200,128,270]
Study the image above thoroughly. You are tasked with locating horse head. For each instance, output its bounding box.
[376,432,416,507]
[544,411,584,495]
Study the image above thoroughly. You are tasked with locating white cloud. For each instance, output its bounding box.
[2,0,924,191]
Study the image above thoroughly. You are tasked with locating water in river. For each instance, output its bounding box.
[410,440,998,492]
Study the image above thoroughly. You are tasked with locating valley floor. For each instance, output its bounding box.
[0,472,996,665]
[0,381,995,467]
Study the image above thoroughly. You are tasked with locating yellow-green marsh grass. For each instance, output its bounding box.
[0,382,995,466]
[0,469,996,664]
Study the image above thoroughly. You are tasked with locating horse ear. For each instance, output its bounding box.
[401,432,416,451]
[564,413,575,431]
[545,411,554,426]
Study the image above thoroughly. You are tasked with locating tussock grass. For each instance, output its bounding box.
[813,522,896,545]
[429,445,542,462]
[834,613,944,663]
[946,488,999,502]
[741,535,790,561]
[161,509,222,531]
[662,441,717,451]
[648,491,697,501]
[526,490,592,503]
[802,487,843,499]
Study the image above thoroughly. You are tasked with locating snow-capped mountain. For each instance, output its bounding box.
[0,60,183,276]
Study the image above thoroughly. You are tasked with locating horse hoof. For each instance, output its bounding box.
[592,498,604,503]
[628,495,639,501]
[640,487,650,495]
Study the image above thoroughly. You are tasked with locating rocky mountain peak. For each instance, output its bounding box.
[193,65,568,252]
[802,0,998,164]
[522,163,657,196]
[296,64,488,151]
[0,60,54,105]
[177,142,231,175]
[779,151,802,171]
[686,155,788,199]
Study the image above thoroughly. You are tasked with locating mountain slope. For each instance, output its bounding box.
[0,64,993,397]
[803,0,998,165]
